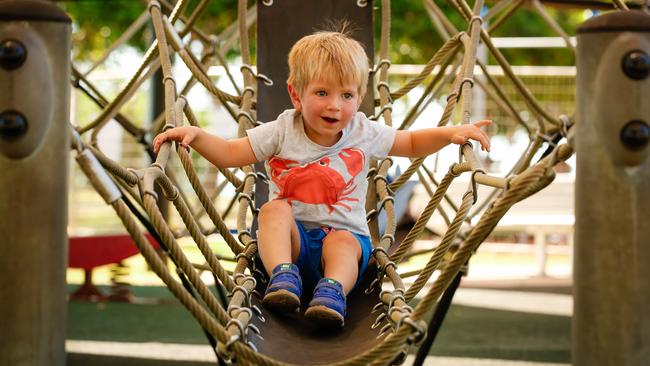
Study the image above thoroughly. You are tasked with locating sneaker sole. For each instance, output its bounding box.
[305,305,344,328]
[262,289,300,313]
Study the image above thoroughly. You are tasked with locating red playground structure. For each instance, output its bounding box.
[68,234,158,301]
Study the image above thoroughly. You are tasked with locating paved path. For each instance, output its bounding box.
[403,355,568,366]
[67,340,570,366]
[451,288,572,316]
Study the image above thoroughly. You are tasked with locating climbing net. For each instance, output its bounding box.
[67,0,622,364]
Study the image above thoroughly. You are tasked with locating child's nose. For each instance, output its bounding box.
[327,97,341,111]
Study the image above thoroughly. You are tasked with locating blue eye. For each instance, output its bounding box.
[316,91,327,96]
[343,93,354,100]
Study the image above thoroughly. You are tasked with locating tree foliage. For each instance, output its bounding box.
[62,1,149,60]
[61,0,241,60]
[62,0,586,66]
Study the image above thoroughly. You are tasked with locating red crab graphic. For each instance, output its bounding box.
[268,148,365,213]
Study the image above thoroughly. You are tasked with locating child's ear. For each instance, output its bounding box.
[287,84,302,112]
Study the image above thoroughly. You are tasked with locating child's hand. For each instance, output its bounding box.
[449,120,492,152]
[153,126,200,154]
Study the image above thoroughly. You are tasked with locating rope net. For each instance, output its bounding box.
[68,0,592,364]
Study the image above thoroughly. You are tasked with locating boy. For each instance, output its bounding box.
[153,29,490,328]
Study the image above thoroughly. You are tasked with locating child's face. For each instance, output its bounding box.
[288,78,362,147]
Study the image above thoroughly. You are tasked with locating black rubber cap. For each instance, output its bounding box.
[620,119,650,151]
[622,50,650,80]
[0,0,71,23]
[0,110,28,140]
[0,39,27,70]
[578,10,650,34]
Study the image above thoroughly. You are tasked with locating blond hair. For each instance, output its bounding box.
[287,29,369,97]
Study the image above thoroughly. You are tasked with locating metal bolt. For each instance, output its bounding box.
[0,39,27,70]
[0,110,28,140]
[620,119,649,151]
[621,50,650,80]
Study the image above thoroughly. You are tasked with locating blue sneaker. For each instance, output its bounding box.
[305,278,346,328]
[262,263,302,313]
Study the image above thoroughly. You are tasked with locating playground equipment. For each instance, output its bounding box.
[0,1,70,365]
[64,0,574,363]
[2,0,649,365]
[68,233,159,301]
[574,10,650,366]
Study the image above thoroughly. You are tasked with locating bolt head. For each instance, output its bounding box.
[0,110,28,140]
[622,50,650,80]
[620,119,650,151]
[0,39,27,70]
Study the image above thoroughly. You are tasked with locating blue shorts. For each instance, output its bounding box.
[294,221,372,289]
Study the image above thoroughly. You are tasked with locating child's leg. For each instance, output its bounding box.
[321,230,362,293]
[258,200,303,313]
[257,200,301,276]
[304,230,362,327]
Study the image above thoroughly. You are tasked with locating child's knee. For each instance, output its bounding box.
[259,199,292,218]
[323,231,361,256]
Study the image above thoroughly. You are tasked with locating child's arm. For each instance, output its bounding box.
[152,126,259,168]
[389,120,491,157]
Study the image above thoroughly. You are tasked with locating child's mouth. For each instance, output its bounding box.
[322,117,339,123]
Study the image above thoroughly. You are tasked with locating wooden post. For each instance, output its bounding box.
[256,0,374,123]
[252,1,374,359]
[0,2,71,365]
[574,10,650,366]
[254,0,375,217]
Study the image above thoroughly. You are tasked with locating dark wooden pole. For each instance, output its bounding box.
[0,1,71,365]
[574,10,650,366]
[255,0,375,211]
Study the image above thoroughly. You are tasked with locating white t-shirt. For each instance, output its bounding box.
[247,109,396,235]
